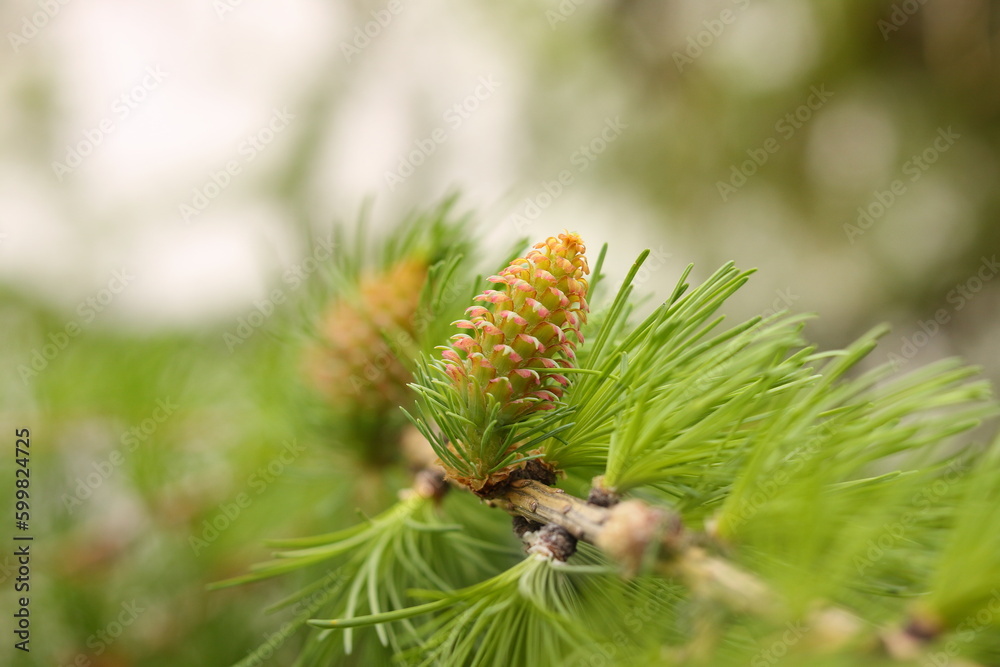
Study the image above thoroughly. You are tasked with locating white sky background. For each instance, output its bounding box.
[0,0,996,385]
[0,0,664,329]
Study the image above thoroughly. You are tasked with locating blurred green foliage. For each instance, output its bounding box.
[3,0,1000,665]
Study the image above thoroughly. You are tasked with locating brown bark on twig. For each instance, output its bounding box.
[499,479,773,611]
[495,478,985,666]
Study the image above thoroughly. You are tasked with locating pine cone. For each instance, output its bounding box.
[305,257,427,413]
[442,232,590,424]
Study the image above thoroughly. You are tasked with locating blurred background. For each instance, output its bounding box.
[1,0,999,665]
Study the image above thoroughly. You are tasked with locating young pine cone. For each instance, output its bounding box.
[305,257,427,414]
[442,232,590,425]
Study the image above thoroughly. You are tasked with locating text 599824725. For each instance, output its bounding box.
[13,427,32,653]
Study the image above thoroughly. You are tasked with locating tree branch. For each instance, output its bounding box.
[497,478,985,666]
[499,479,777,612]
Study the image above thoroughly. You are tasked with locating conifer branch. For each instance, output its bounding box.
[499,478,989,666]
[277,221,1000,666]
[499,478,609,543]
[498,478,779,612]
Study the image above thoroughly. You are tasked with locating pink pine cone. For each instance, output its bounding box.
[442,232,590,423]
